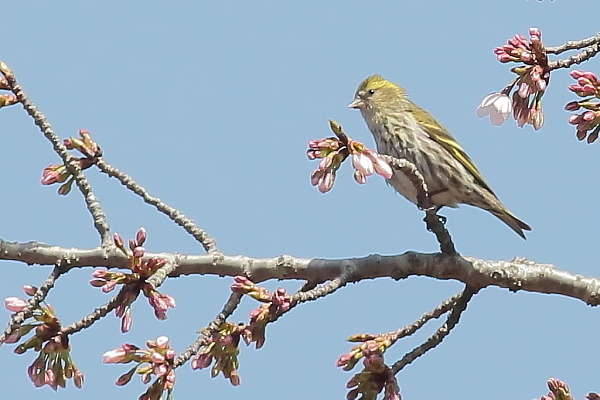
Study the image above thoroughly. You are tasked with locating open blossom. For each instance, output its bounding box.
[349,143,393,185]
[308,120,392,193]
[476,92,512,126]
[481,28,548,131]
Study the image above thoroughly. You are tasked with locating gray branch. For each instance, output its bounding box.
[1,239,598,306]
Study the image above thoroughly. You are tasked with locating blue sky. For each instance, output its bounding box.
[1,1,599,399]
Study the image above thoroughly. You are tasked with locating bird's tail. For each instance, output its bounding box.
[490,207,531,239]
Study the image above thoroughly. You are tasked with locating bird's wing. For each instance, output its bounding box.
[411,105,497,196]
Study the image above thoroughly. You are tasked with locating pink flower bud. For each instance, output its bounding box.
[73,370,84,389]
[121,307,132,333]
[568,114,582,125]
[310,169,324,186]
[582,71,599,83]
[583,111,596,121]
[154,364,168,377]
[92,269,108,278]
[136,227,147,246]
[520,52,532,63]
[113,233,124,248]
[518,82,531,98]
[351,153,374,176]
[497,54,513,63]
[132,246,145,259]
[102,348,127,363]
[4,297,28,312]
[317,171,335,193]
[101,280,117,293]
[116,369,134,386]
[319,156,333,170]
[529,27,541,37]
[582,84,597,95]
[165,349,176,360]
[570,70,585,79]
[564,101,580,111]
[191,352,213,370]
[353,170,367,185]
[155,335,169,348]
[22,285,37,296]
[141,372,151,384]
[151,351,165,364]
[163,294,176,308]
[5,332,21,343]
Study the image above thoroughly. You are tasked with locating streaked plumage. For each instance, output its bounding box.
[348,75,531,238]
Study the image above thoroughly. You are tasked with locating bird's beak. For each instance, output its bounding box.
[347,98,365,109]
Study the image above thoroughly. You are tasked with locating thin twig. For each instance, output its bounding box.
[391,286,477,374]
[174,292,242,368]
[0,64,112,246]
[389,291,463,343]
[267,271,352,324]
[0,266,65,346]
[95,158,219,254]
[61,259,180,335]
[60,292,122,335]
[146,261,179,289]
[546,32,600,55]
[291,273,350,305]
[548,42,600,71]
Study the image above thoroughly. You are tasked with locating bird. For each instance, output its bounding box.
[347,74,531,238]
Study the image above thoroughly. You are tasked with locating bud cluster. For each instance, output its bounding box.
[191,322,244,386]
[89,228,174,332]
[336,333,400,400]
[478,28,548,131]
[41,129,101,195]
[4,285,83,390]
[565,70,600,143]
[308,120,392,193]
[103,335,176,400]
[0,62,18,109]
[231,276,292,349]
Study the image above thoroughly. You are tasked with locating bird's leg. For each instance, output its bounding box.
[422,206,456,255]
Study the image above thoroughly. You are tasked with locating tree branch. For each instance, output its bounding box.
[1,239,599,306]
[95,158,219,254]
[0,64,112,246]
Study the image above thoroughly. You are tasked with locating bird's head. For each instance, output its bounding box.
[348,75,406,111]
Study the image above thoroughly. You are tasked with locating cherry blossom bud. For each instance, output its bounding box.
[22,285,37,296]
[353,170,366,185]
[116,368,135,386]
[121,307,132,333]
[351,153,374,176]
[113,233,124,249]
[5,297,28,312]
[155,336,169,348]
[317,171,335,193]
[564,101,580,111]
[136,227,147,246]
[102,349,127,363]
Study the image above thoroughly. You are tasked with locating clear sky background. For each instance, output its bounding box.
[1,1,599,399]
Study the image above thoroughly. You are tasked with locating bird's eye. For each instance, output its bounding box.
[368,89,375,95]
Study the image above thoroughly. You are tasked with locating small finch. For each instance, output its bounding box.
[348,75,531,238]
